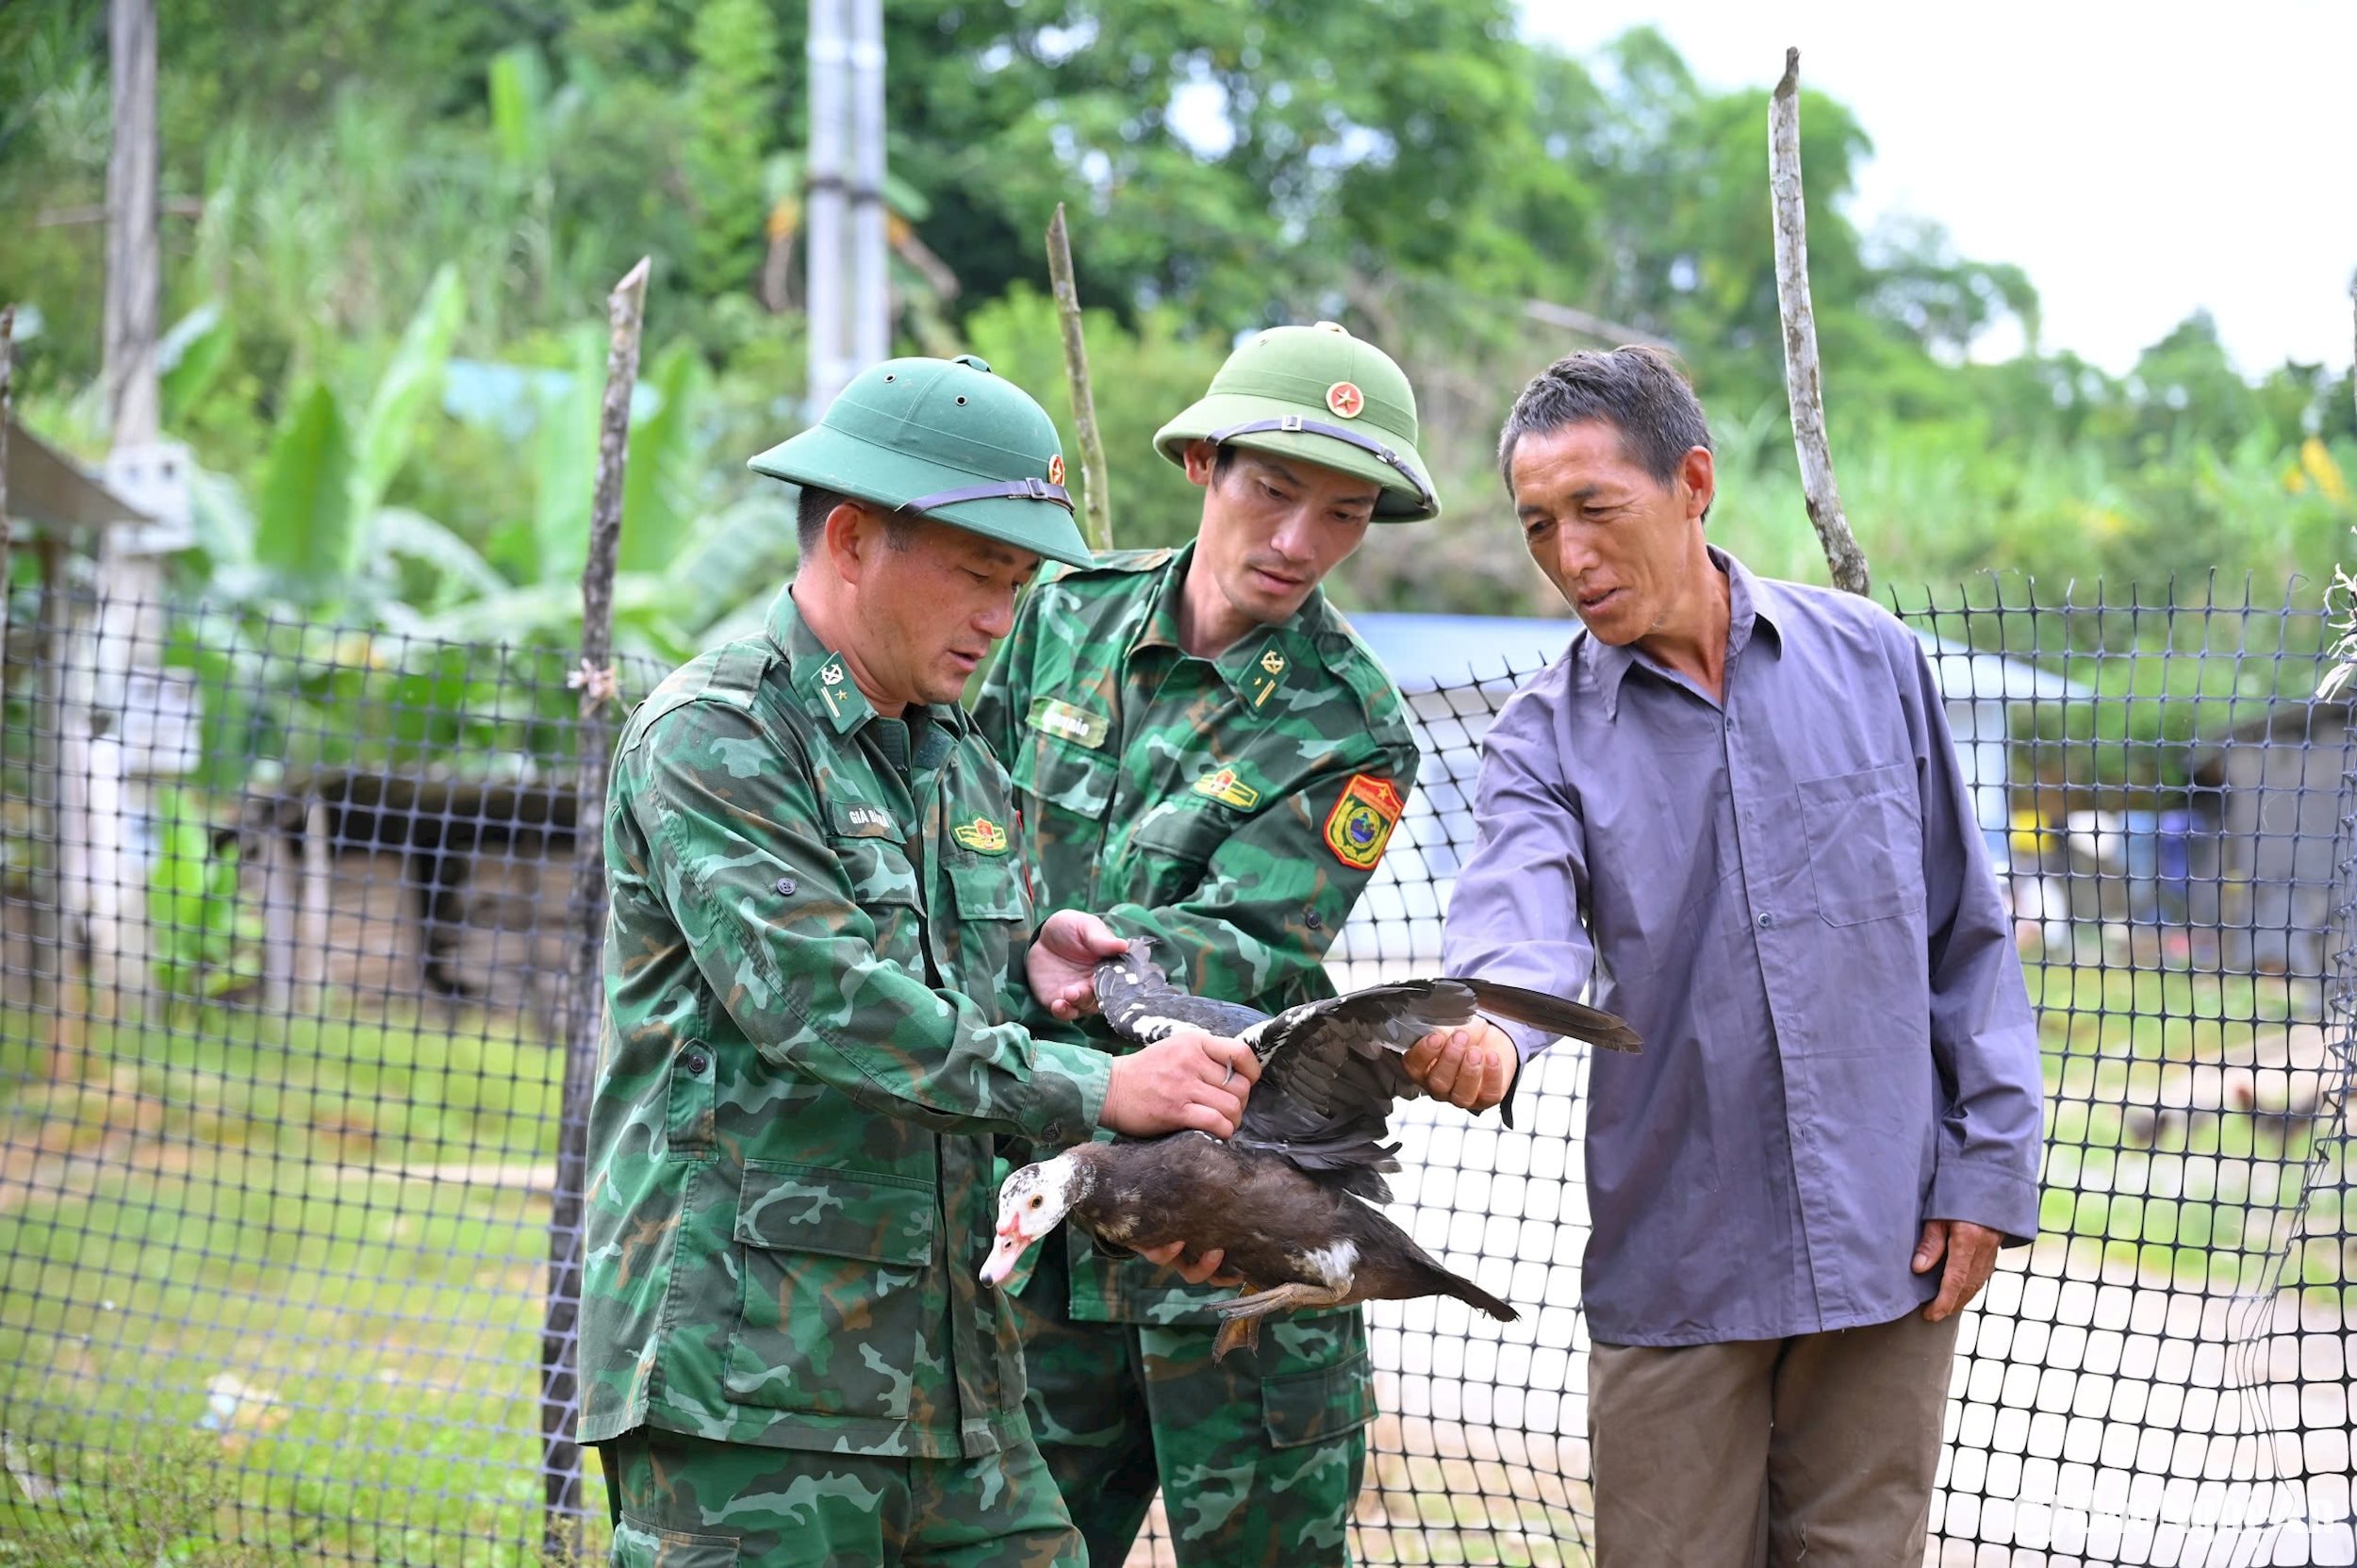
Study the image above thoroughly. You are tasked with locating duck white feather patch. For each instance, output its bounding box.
[1290,1239,1359,1289]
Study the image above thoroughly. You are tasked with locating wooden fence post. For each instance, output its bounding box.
[541,256,650,1560]
[1770,48,1871,598]
[1047,205,1113,553]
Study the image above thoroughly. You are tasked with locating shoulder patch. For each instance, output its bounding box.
[1322,774,1403,871]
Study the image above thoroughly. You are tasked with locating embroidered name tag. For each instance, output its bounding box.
[1027,696,1110,751]
[829,801,903,840]
[1192,767,1261,811]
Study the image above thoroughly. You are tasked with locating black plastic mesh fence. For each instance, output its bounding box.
[1,582,2351,1567]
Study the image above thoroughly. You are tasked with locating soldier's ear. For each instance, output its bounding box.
[824,500,878,581]
[1180,440,1222,487]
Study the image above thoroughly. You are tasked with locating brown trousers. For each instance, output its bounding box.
[1588,1309,1963,1567]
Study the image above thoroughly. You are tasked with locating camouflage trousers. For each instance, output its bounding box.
[599,1427,1082,1568]
[1011,1247,1373,1567]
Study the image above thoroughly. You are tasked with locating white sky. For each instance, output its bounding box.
[1520,0,2357,376]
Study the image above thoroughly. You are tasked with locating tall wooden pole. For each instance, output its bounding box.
[1,305,15,711]
[1046,205,1113,553]
[541,256,649,1559]
[1769,47,1871,597]
[103,0,159,448]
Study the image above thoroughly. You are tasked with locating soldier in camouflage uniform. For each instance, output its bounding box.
[973,323,1442,1566]
[578,354,1263,1568]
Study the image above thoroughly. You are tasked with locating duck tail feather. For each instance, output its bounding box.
[1458,978,1642,1053]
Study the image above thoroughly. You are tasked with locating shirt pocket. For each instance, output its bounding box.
[1127,797,1236,906]
[832,833,922,964]
[1014,731,1116,822]
[724,1162,938,1415]
[1796,762,1925,927]
[948,853,1031,1000]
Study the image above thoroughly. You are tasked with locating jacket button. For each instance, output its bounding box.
[684,1051,709,1074]
[1756,912,1774,929]
[1305,910,1323,931]
[774,877,797,897]
[1041,1122,1063,1143]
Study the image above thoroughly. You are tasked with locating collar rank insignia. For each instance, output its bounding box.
[1245,647,1286,709]
[952,816,1010,855]
[1192,767,1261,811]
[1322,773,1403,870]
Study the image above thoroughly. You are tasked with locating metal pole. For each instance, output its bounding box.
[849,0,889,371]
[805,0,851,410]
[541,256,650,1560]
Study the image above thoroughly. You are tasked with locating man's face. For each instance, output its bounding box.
[1182,442,1380,628]
[1508,420,1714,646]
[844,510,1040,707]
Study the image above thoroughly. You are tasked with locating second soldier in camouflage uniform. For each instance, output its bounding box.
[975,323,1442,1566]
[578,355,1261,1568]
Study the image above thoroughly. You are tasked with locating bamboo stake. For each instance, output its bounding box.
[1047,204,1113,553]
[541,254,650,1559]
[1769,48,1871,598]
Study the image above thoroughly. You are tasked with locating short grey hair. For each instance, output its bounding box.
[1496,346,1713,496]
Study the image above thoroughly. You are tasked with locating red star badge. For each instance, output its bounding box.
[1326,381,1365,419]
[1047,454,1065,486]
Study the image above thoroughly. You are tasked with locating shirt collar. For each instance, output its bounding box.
[1134,541,1321,705]
[1583,546,1780,720]
[764,582,968,743]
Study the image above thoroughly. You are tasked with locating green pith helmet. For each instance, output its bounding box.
[749,355,1091,567]
[1153,322,1440,522]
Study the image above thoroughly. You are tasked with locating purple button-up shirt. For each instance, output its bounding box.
[1442,549,2044,1346]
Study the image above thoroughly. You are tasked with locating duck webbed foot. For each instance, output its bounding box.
[1208,1281,1355,1361]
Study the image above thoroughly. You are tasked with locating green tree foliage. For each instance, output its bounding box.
[0,0,2349,630]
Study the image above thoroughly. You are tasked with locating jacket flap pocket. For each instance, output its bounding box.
[733,1163,936,1266]
[1130,796,1235,861]
[1014,732,1117,820]
[949,858,1030,922]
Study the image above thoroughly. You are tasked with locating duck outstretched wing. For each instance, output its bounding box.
[1239,978,1640,1201]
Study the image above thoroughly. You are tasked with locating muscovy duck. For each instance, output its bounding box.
[981,941,1641,1357]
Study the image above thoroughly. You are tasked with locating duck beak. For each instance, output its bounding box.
[980,1226,1031,1287]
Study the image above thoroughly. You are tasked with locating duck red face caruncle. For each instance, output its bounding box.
[981,1154,1080,1286]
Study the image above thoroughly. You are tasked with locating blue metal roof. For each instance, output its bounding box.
[1345,610,2091,701]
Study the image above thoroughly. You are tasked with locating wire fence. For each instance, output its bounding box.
[1,580,2351,1567]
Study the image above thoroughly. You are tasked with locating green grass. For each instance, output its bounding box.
[0,1002,609,1565]
[0,957,2348,1561]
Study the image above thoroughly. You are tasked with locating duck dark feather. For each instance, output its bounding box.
[1094,940,1640,1201]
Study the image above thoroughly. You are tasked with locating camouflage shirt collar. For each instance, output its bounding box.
[763,582,969,741]
[1134,542,1322,701]
[1583,546,1781,719]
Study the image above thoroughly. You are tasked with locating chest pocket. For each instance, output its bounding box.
[1014,732,1116,822]
[1125,796,1240,907]
[828,818,923,964]
[947,854,1031,1004]
[1797,762,1925,926]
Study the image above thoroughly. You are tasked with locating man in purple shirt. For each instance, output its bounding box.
[1408,347,2044,1564]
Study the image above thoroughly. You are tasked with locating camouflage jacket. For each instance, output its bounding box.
[578,586,1113,1460]
[973,544,1419,1323]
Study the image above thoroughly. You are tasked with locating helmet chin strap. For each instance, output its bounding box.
[1204,415,1436,515]
[898,476,1074,516]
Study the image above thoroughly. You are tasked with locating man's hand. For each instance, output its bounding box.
[1099,1028,1261,1138]
[1913,1219,2003,1321]
[1027,910,1127,1020]
[1134,1238,1245,1288]
[1401,1018,1518,1113]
